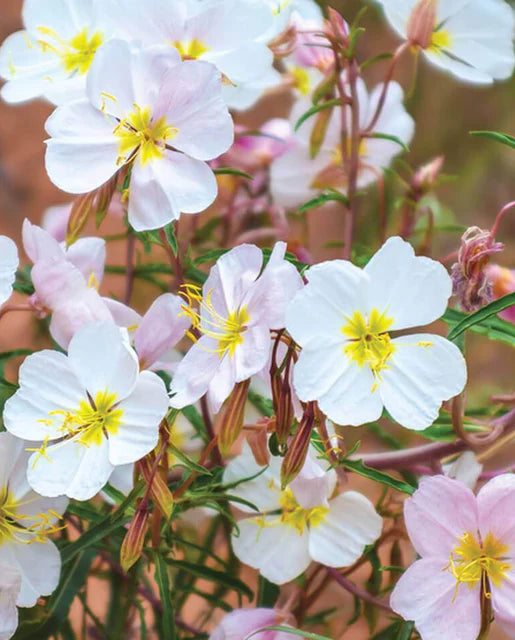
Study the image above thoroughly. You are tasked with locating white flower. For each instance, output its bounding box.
[286,237,467,430]
[377,0,515,84]
[263,0,323,40]
[45,39,234,232]
[100,0,275,110]
[0,237,18,307]
[0,0,108,104]
[0,432,67,621]
[3,322,169,501]
[270,80,414,209]
[442,451,483,489]
[224,443,382,584]
[169,242,303,413]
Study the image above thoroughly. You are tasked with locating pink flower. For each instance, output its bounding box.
[169,242,303,413]
[209,608,295,640]
[390,474,515,640]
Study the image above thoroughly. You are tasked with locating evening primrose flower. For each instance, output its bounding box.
[286,237,467,430]
[0,237,18,307]
[3,322,169,501]
[377,0,515,84]
[0,433,67,618]
[0,0,108,104]
[169,242,303,413]
[270,80,414,209]
[224,444,382,584]
[45,39,234,231]
[391,474,515,640]
[100,0,274,111]
[209,608,296,640]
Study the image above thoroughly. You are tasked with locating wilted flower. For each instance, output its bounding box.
[0,0,108,104]
[209,608,296,640]
[4,322,169,501]
[391,474,515,640]
[45,39,234,231]
[0,237,18,307]
[169,242,303,413]
[486,264,515,323]
[224,444,382,584]
[377,0,515,84]
[270,80,414,209]
[287,236,467,430]
[0,433,67,626]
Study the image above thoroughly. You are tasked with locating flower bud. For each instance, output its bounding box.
[399,156,444,239]
[407,0,437,49]
[281,403,315,489]
[139,455,174,520]
[327,8,349,48]
[485,264,515,322]
[120,504,149,573]
[246,421,270,467]
[217,379,250,457]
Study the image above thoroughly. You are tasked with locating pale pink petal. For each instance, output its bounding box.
[491,567,515,639]
[65,237,106,285]
[477,474,515,548]
[22,219,62,264]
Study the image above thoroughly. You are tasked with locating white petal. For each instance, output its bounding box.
[290,455,337,509]
[67,322,139,401]
[232,517,311,584]
[207,350,237,413]
[28,436,113,501]
[65,237,106,285]
[0,563,20,640]
[3,351,85,441]
[364,236,452,330]
[293,345,347,402]
[108,371,168,466]
[309,491,382,567]
[0,434,25,493]
[22,219,62,264]
[233,325,271,383]
[205,41,274,83]
[0,237,18,307]
[379,334,467,430]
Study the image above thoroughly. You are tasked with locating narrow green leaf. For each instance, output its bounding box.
[470,130,515,149]
[443,308,515,346]
[163,222,178,257]
[294,98,341,132]
[164,558,253,600]
[257,576,280,608]
[369,132,410,152]
[397,621,415,640]
[299,190,350,213]
[342,458,416,495]
[169,443,213,475]
[214,167,253,180]
[446,293,515,342]
[150,550,177,640]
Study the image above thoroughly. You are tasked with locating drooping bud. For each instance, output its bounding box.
[139,455,174,520]
[246,420,270,467]
[120,503,149,572]
[281,402,315,489]
[451,227,504,312]
[217,379,251,457]
[407,0,437,49]
[270,335,296,446]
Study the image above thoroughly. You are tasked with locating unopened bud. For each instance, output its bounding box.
[139,455,174,520]
[247,421,270,467]
[217,380,250,457]
[412,155,444,192]
[120,505,149,572]
[485,264,515,322]
[327,8,349,47]
[399,156,444,239]
[407,0,437,49]
[281,403,315,489]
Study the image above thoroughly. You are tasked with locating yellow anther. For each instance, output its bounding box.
[342,309,395,379]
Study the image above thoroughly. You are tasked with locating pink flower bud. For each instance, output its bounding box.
[407,0,437,49]
[485,264,515,322]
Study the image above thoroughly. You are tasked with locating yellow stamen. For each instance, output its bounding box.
[37,26,103,75]
[342,309,395,379]
[291,67,311,96]
[429,29,451,53]
[113,104,178,166]
[173,39,209,60]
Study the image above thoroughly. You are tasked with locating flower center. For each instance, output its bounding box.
[180,285,250,359]
[279,489,329,533]
[36,26,104,75]
[291,67,311,95]
[39,390,123,450]
[447,532,511,599]
[173,39,210,60]
[113,104,179,166]
[342,309,395,378]
[430,29,452,53]
[0,486,62,546]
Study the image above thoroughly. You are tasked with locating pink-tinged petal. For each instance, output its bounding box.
[404,475,478,559]
[169,336,222,409]
[0,562,20,639]
[22,219,62,264]
[45,99,119,194]
[0,434,25,493]
[134,294,190,370]
[390,558,481,640]
[491,568,515,639]
[290,455,336,509]
[233,325,271,383]
[364,237,452,331]
[41,203,71,242]
[67,322,139,401]
[477,474,515,548]
[31,257,86,309]
[156,59,234,160]
[209,608,292,640]
[308,492,382,567]
[65,237,106,285]
[102,298,142,329]
[108,371,168,466]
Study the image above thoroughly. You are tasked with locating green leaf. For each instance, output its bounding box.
[149,550,177,640]
[169,443,213,475]
[470,130,515,149]
[294,98,341,132]
[446,293,515,342]
[299,190,350,213]
[214,167,253,180]
[369,132,410,152]
[163,222,178,257]
[166,558,253,600]
[443,308,515,346]
[257,575,280,608]
[248,627,332,640]
[342,458,415,495]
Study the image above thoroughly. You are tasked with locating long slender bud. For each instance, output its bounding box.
[217,379,251,457]
[281,402,315,488]
[120,504,149,573]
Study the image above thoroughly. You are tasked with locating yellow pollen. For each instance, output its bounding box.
[278,489,329,533]
[37,26,103,75]
[180,285,250,359]
[291,67,311,96]
[271,0,291,16]
[173,39,210,60]
[342,309,395,378]
[113,104,179,166]
[0,485,64,545]
[430,29,451,52]
[447,531,511,600]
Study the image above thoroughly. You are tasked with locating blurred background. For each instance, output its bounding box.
[0,1,513,638]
